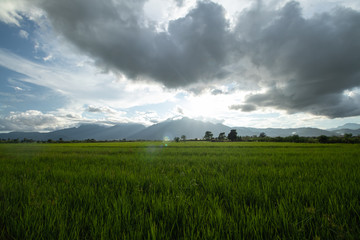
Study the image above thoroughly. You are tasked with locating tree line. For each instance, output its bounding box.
[1,131,360,144]
[201,130,360,143]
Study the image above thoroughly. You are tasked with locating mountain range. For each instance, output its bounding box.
[1,118,359,141]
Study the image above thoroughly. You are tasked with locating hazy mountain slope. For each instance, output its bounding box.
[0,132,47,141]
[128,117,231,140]
[48,124,107,140]
[1,118,358,141]
[330,128,360,136]
[233,127,334,137]
[49,124,147,140]
[0,123,146,141]
[94,123,146,140]
[328,123,360,131]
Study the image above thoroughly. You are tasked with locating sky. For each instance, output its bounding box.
[0,0,360,132]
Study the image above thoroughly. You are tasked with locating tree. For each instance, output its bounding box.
[290,134,300,143]
[218,132,226,141]
[204,131,213,141]
[344,133,353,143]
[259,132,267,138]
[181,135,186,141]
[227,129,237,141]
[174,137,180,142]
[318,135,329,143]
[345,133,353,138]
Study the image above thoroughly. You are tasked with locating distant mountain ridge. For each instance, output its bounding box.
[0,123,146,141]
[327,123,360,131]
[0,117,359,141]
[233,127,335,138]
[129,118,231,140]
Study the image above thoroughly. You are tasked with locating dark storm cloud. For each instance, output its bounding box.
[86,105,117,114]
[236,1,360,117]
[211,89,223,95]
[229,104,257,112]
[31,0,360,118]
[34,0,233,88]
[87,106,103,113]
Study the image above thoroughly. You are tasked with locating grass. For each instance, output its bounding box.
[0,142,359,239]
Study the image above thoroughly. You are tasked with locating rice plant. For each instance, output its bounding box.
[0,142,359,239]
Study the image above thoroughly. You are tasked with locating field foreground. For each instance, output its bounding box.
[0,142,359,239]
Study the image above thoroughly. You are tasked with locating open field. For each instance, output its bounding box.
[0,142,360,239]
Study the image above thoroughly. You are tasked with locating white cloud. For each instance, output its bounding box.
[0,0,26,26]
[0,46,182,131]
[132,111,162,125]
[0,110,64,131]
[19,29,29,39]
[42,54,53,61]
[0,0,44,26]
[0,48,178,108]
[13,86,24,91]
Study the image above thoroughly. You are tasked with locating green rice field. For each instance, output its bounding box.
[0,142,359,239]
